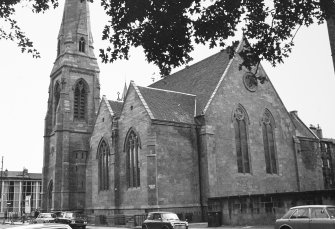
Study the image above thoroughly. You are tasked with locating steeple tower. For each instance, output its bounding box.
[42,0,100,212]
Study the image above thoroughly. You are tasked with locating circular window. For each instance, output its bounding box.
[243,72,258,92]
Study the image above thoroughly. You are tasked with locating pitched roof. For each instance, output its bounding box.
[290,111,318,139]
[149,50,231,115]
[108,100,123,118]
[137,86,196,124]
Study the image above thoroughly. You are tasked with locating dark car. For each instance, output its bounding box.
[274,205,335,229]
[55,212,87,229]
[33,213,57,224]
[142,212,188,229]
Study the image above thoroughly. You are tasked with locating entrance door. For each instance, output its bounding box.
[47,180,53,212]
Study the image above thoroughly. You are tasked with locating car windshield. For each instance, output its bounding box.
[327,207,335,217]
[62,212,85,218]
[162,213,179,220]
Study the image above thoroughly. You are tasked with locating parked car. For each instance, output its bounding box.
[274,205,335,229]
[142,212,188,229]
[13,223,72,229]
[33,213,57,224]
[54,212,87,229]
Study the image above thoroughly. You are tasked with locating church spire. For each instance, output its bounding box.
[327,3,335,75]
[56,0,95,60]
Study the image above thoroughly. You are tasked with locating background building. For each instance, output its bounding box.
[0,169,42,217]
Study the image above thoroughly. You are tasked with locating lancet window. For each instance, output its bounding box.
[262,109,277,174]
[74,79,87,120]
[233,105,251,173]
[125,129,140,188]
[98,139,109,191]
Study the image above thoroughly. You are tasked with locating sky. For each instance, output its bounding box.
[0,1,334,173]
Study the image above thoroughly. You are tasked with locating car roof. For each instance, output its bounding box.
[12,223,71,229]
[148,212,176,214]
[291,205,335,209]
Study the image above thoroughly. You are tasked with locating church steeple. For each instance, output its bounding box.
[52,0,98,74]
[327,3,335,75]
[42,0,100,212]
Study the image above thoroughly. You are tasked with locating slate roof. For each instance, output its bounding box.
[137,86,196,124]
[149,50,231,115]
[290,111,318,139]
[108,100,123,118]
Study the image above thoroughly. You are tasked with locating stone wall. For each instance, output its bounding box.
[201,56,299,198]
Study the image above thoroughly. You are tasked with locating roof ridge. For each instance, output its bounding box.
[143,85,196,97]
[108,100,123,104]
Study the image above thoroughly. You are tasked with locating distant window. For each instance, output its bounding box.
[54,81,61,125]
[262,110,277,174]
[74,79,87,120]
[79,37,85,52]
[98,139,109,191]
[233,105,250,173]
[126,129,140,188]
[57,39,60,56]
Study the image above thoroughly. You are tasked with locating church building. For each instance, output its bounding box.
[42,0,335,226]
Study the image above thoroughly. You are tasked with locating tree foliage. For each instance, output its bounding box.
[99,0,335,79]
[0,0,58,58]
[2,0,335,79]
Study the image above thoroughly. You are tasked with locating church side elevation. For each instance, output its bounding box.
[42,0,335,226]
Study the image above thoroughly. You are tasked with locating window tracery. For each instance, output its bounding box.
[233,105,250,173]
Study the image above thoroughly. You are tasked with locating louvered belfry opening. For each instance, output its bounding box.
[74,79,87,120]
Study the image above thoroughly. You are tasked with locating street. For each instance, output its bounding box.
[0,222,273,229]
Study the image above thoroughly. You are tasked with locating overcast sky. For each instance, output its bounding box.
[0,1,334,173]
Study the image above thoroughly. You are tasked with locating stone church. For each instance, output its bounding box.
[42,0,335,225]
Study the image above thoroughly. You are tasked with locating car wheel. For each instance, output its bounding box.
[142,224,149,229]
[162,226,170,229]
[280,226,291,229]
[82,226,86,229]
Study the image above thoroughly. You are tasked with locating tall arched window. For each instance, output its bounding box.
[79,37,85,53]
[262,109,277,174]
[74,79,87,120]
[125,129,141,188]
[233,105,250,173]
[57,39,60,56]
[53,81,61,125]
[98,139,109,191]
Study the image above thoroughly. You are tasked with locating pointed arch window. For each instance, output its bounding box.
[98,139,109,191]
[74,79,87,120]
[53,81,61,125]
[125,129,140,188]
[262,109,277,174]
[57,39,60,56]
[233,105,250,173]
[79,37,85,53]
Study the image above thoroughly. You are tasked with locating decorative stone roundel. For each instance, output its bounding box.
[243,72,258,92]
